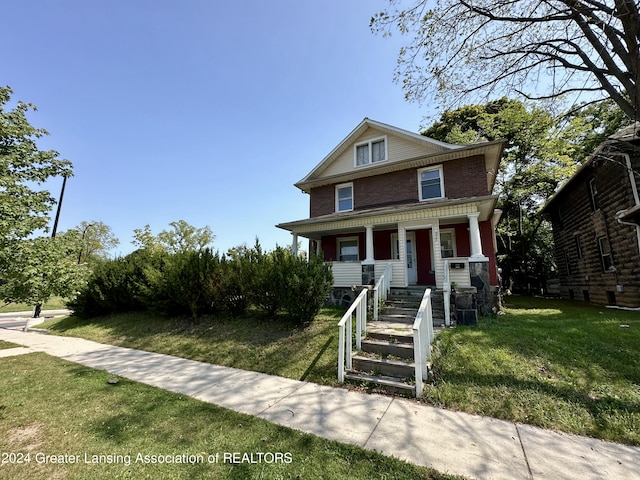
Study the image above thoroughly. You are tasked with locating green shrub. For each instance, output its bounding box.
[144,249,223,318]
[281,252,333,324]
[70,241,333,323]
[68,250,155,317]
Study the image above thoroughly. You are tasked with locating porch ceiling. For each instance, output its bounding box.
[277,195,498,236]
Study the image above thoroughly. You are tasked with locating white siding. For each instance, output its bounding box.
[318,128,444,178]
[331,262,362,287]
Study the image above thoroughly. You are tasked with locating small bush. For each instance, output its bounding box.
[281,252,333,324]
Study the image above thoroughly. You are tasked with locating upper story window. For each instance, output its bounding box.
[589,178,599,211]
[355,137,387,166]
[336,183,353,212]
[418,166,444,201]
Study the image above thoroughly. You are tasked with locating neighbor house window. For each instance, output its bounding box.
[598,236,613,271]
[336,183,353,212]
[418,166,444,201]
[355,137,387,166]
[338,237,359,262]
[589,178,599,211]
[440,229,456,258]
[574,234,583,259]
[565,250,572,275]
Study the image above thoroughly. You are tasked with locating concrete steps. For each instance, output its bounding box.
[345,286,445,395]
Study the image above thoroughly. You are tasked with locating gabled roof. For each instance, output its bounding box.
[541,122,640,214]
[295,117,504,193]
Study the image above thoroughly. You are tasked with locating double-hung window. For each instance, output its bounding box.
[336,183,353,212]
[418,166,444,201]
[440,229,456,258]
[598,236,614,271]
[338,237,359,262]
[589,178,599,211]
[355,137,386,166]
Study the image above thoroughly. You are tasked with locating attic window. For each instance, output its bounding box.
[355,137,386,166]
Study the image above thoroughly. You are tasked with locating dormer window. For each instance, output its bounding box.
[355,137,387,166]
[336,183,353,212]
[418,166,444,201]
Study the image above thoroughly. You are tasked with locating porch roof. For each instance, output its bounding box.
[276,195,498,237]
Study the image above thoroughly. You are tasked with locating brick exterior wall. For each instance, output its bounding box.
[309,155,489,217]
[442,155,488,199]
[547,149,640,307]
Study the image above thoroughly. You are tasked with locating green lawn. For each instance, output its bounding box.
[41,308,344,385]
[424,296,640,445]
[38,297,640,445]
[0,297,67,313]
[0,340,20,350]
[0,353,454,479]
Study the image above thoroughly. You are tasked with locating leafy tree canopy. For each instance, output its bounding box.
[423,97,623,290]
[75,220,120,264]
[0,86,81,307]
[132,220,214,254]
[372,0,640,120]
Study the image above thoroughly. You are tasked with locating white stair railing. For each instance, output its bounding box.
[443,260,451,327]
[337,287,368,383]
[372,262,393,321]
[412,288,434,396]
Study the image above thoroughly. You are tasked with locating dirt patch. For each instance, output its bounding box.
[7,422,45,451]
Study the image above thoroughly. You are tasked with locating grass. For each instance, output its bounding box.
[38,297,640,445]
[0,353,457,479]
[0,297,67,313]
[424,296,640,445]
[41,308,345,385]
[0,340,20,350]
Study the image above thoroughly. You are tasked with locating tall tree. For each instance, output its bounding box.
[423,98,580,291]
[132,220,214,254]
[0,86,79,306]
[75,221,120,264]
[371,0,640,120]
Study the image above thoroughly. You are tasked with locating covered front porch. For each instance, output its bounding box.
[280,200,500,292]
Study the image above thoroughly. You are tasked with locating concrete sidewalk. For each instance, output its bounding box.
[1,328,638,480]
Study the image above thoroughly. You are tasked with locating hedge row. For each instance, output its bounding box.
[68,244,333,324]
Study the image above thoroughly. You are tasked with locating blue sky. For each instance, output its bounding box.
[3,0,434,255]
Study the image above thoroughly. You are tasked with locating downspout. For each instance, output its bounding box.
[614,153,640,257]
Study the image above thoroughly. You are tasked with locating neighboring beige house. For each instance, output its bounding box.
[277,118,505,312]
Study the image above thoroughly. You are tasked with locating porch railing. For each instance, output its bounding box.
[443,260,451,327]
[372,262,393,321]
[337,287,368,383]
[412,288,434,396]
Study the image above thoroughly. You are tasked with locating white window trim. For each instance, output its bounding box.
[335,182,354,212]
[418,165,445,201]
[337,236,359,262]
[440,228,457,258]
[353,136,388,167]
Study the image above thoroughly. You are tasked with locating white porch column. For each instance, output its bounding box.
[364,225,374,263]
[431,224,442,289]
[398,226,407,287]
[468,212,488,260]
[315,239,322,257]
[291,233,298,257]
